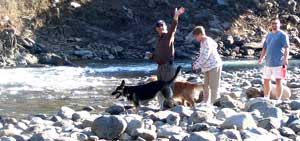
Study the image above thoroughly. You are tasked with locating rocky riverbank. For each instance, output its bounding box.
[0,66,300,140]
[1,0,300,67]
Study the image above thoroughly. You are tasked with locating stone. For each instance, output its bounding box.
[188,131,216,141]
[38,53,74,66]
[150,110,179,122]
[170,134,189,141]
[190,110,214,124]
[53,119,73,128]
[92,115,127,140]
[74,50,94,58]
[72,111,90,121]
[289,15,300,24]
[124,114,144,136]
[55,137,78,141]
[119,132,132,141]
[105,104,125,115]
[223,129,242,140]
[15,122,28,131]
[50,116,62,122]
[12,134,30,141]
[70,132,89,141]
[30,130,60,141]
[241,127,279,140]
[258,117,281,130]
[1,118,17,125]
[171,105,193,117]
[290,100,300,110]
[222,34,234,48]
[245,87,262,99]
[82,115,98,128]
[279,127,296,139]
[0,128,22,137]
[82,106,95,112]
[217,0,229,5]
[88,135,99,141]
[34,114,48,120]
[216,108,237,121]
[24,124,46,134]
[190,123,210,132]
[133,128,157,141]
[0,137,16,141]
[215,95,244,109]
[166,113,180,126]
[245,98,283,120]
[157,125,183,138]
[288,119,300,133]
[30,117,45,125]
[57,106,75,119]
[221,112,257,130]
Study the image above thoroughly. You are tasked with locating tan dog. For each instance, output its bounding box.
[173,81,204,107]
[146,75,204,107]
[246,84,291,100]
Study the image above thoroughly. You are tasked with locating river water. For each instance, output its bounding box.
[0,60,299,117]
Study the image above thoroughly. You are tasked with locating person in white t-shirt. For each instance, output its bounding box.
[192,26,223,104]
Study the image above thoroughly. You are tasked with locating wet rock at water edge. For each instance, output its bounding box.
[92,115,127,140]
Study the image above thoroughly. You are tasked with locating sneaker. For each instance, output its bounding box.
[263,96,270,100]
[276,99,282,104]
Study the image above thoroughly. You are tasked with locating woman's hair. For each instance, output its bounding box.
[192,26,206,35]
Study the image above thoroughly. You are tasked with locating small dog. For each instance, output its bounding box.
[112,66,182,111]
[146,75,204,107]
[246,84,291,100]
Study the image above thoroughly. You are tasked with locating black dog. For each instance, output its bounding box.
[112,66,182,111]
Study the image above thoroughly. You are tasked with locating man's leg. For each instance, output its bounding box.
[157,63,175,81]
[209,66,222,104]
[157,63,175,109]
[262,66,271,99]
[263,79,271,99]
[275,79,283,100]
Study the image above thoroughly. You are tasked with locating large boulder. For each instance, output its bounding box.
[221,113,257,130]
[245,98,283,120]
[92,115,127,140]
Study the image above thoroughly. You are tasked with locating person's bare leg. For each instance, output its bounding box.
[275,79,283,100]
[263,79,271,99]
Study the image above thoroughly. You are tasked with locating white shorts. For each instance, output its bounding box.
[262,66,285,79]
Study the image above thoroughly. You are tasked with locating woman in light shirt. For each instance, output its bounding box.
[192,26,223,104]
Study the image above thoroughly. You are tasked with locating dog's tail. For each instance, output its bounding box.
[167,66,182,84]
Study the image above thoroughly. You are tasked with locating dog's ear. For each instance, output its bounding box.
[121,80,125,87]
[115,93,122,99]
[111,91,118,96]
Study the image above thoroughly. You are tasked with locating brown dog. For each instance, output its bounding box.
[146,75,204,107]
[173,81,204,107]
